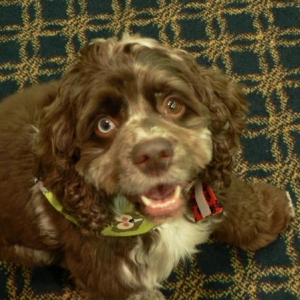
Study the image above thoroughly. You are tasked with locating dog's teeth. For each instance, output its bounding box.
[141,186,182,210]
[141,195,153,207]
[174,185,181,199]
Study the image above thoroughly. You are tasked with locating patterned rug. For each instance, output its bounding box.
[0,0,299,299]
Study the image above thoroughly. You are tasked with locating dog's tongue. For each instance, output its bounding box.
[143,184,175,200]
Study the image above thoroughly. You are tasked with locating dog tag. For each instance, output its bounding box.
[101,212,155,237]
[192,181,223,222]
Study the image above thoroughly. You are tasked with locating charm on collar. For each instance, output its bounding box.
[191,181,223,222]
[101,211,155,237]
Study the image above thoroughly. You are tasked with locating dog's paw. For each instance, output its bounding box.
[128,290,165,300]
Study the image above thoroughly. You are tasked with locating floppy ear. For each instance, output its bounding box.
[174,50,248,187]
[35,41,111,232]
[200,67,248,187]
[36,93,76,161]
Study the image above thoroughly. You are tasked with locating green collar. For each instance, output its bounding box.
[36,179,222,237]
[35,179,155,236]
[35,178,79,226]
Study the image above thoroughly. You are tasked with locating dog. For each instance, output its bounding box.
[0,34,293,299]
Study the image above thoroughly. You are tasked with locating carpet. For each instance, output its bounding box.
[0,0,299,299]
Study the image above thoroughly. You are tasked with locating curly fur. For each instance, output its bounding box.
[0,34,293,299]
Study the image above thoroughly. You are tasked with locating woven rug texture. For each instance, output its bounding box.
[0,0,299,299]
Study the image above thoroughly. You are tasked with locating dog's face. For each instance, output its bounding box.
[74,37,212,223]
[38,35,247,226]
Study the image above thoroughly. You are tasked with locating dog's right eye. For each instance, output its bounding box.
[96,117,116,135]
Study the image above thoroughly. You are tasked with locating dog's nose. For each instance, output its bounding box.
[131,137,174,175]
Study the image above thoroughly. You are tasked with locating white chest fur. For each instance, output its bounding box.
[121,217,214,289]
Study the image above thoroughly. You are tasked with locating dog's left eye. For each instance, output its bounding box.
[163,98,185,117]
[97,117,116,134]
[166,100,181,113]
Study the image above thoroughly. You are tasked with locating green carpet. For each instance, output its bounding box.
[0,0,300,299]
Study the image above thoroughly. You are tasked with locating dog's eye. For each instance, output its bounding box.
[166,100,181,113]
[163,98,185,118]
[97,117,116,134]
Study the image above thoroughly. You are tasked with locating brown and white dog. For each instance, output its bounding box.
[0,35,293,299]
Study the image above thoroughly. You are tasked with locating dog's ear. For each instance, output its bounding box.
[201,68,248,188]
[35,43,111,231]
[37,94,75,159]
[174,50,248,188]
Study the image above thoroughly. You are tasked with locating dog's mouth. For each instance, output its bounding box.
[127,183,185,221]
